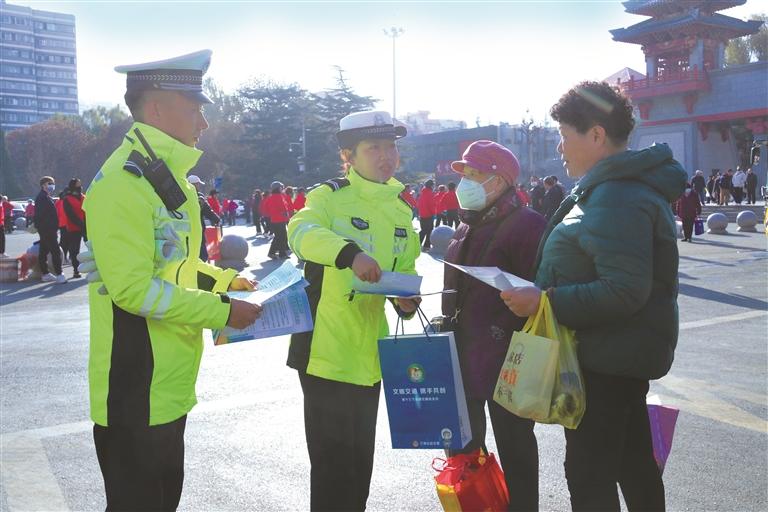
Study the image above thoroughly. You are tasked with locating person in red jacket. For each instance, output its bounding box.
[417,179,435,250]
[515,184,531,207]
[441,181,460,228]
[402,184,417,219]
[207,190,222,216]
[25,200,35,227]
[434,184,447,226]
[260,190,272,236]
[261,181,293,258]
[55,190,69,262]
[62,178,86,278]
[1,197,12,234]
[676,183,702,242]
[0,197,5,256]
[293,188,306,212]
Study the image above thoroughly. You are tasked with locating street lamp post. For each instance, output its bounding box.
[383,27,404,121]
[520,112,539,179]
[289,118,307,173]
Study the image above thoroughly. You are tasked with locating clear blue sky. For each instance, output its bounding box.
[10,0,763,125]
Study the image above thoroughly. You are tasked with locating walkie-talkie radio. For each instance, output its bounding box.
[129,128,188,212]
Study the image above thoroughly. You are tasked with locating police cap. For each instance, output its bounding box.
[115,49,213,104]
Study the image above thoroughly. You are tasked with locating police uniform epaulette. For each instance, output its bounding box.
[123,150,148,177]
[322,177,350,192]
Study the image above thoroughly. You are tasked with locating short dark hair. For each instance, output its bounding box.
[124,91,146,121]
[448,182,456,191]
[543,176,556,186]
[550,81,635,144]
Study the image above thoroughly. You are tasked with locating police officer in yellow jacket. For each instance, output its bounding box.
[83,50,262,511]
[287,110,421,511]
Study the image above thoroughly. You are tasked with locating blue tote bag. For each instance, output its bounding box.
[378,324,472,450]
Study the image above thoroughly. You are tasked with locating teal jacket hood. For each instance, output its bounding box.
[573,143,688,203]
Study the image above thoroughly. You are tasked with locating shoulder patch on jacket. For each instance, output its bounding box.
[123,150,148,177]
[323,178,350,192]
[351,217,369,230]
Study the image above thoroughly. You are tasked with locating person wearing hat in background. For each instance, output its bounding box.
[260,180,293,259]
[62,178,86,278]
[442,140,546,510]
[501,81,685,511]
[188,175,220,261]
[81,50,263,511]
[287,110,421,511]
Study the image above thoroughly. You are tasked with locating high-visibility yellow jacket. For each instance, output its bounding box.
[287,168,420,386]
[84,122,236,427]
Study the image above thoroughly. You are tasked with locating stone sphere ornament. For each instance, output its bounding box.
[706,213,728,234]
[218,234,249,271]
[736,210,758,232]
[429,225,456,257]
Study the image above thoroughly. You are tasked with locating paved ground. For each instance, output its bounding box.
[1,217,766,511]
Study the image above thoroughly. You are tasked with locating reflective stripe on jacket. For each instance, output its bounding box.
[286,168,420,386]
[84,122,237,427]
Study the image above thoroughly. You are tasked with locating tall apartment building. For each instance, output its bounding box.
[0,0,78,131]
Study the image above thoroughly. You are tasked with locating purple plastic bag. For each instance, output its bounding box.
[647,403,679,474]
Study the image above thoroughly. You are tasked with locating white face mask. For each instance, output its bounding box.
[456,176,495,211]
[46,184,55,193]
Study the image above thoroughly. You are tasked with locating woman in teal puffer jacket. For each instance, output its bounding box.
[501,81,687,512]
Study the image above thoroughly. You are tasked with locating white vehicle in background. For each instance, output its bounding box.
[234,200,246,217]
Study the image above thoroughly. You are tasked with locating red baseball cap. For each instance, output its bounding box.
[451,140,520,184]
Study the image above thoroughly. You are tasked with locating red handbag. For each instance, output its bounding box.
[433,449,509,512]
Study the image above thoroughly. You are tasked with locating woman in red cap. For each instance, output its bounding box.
[442,139,546,510]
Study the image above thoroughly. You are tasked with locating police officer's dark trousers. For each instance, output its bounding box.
[93,415,187,512]
[564,370,664,512]
[299,371,380,512]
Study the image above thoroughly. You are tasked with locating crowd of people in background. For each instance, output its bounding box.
[0,176,87,283]
[0,163,762,272]
[699,166,760,206]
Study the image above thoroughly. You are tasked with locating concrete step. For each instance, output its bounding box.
[700,203,765,222]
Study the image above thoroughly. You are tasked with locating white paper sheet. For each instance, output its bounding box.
[229,260,304,305]
[214,281,313,344]
[442,261,533,290]
[351,271,423,298]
